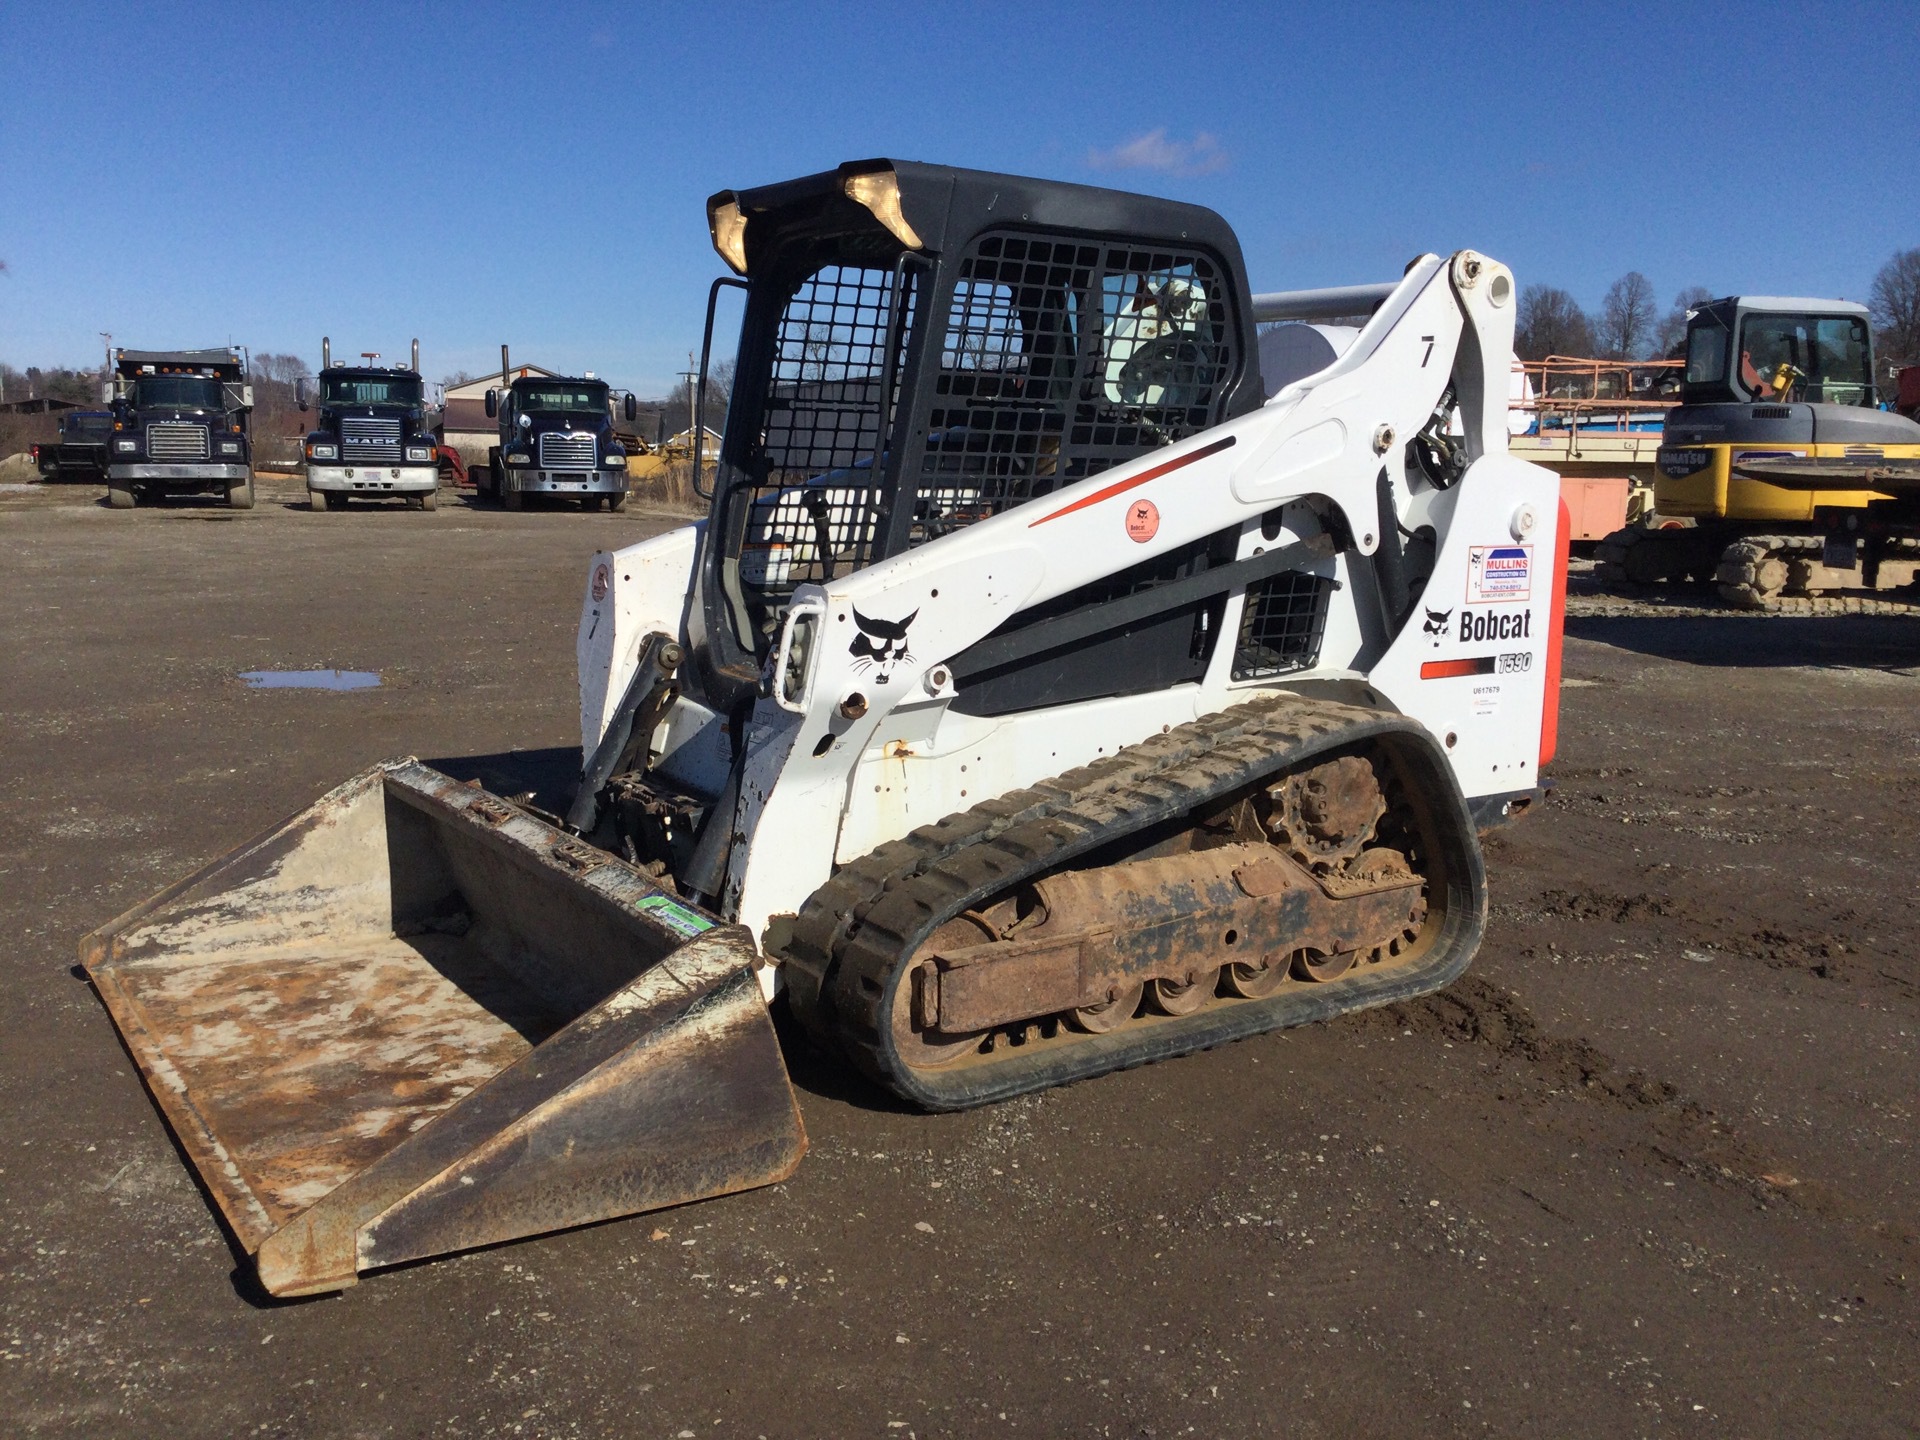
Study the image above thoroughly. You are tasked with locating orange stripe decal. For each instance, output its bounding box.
[1028,435,1237,527]
[1420,657,1496,680]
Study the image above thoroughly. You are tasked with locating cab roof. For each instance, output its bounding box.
[707,157,1247,280]
[1697,296,1870,317]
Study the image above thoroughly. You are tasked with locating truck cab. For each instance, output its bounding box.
[105,349,254,509]
[34,410,113,482]
[298,339,440,511]
[482,367,636,511]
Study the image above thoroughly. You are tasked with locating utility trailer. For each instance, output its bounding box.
[85,160,1565,1295]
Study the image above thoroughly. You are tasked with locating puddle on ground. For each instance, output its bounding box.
[240,669,382,691]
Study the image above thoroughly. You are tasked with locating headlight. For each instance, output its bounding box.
[114,438,138,454]
[505,452,531,465]
[604,453,627,467]
[308,442,339,461]
[406,445,433,462]
[219,441,241,455]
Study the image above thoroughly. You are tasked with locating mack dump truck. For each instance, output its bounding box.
[298,339,442,510]
[81,160,1566,1297]
[477,348,637,511]
[103,348,255,508]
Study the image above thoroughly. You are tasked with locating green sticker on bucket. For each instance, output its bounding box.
[636,893,715,938]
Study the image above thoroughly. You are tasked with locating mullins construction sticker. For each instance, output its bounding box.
[1466,544,1533,604]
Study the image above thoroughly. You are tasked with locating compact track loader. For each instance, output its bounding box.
[84,160,1566,1296]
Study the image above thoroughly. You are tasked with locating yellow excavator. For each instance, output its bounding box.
[1594,295,1920,609]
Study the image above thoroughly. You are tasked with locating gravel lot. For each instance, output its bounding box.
[3,477,1917,1437]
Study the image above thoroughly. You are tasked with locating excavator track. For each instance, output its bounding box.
[1715,533,1920,614]
[781,693,1486,1110]
[1593,524,1719,592]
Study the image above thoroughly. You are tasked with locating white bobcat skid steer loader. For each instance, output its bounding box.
[84,160,1566,1296]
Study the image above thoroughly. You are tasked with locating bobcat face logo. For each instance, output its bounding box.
[1423,607,1452,646]
[849,607,917,684]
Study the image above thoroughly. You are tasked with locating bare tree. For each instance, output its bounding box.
[1656,286,1716,357]
[1515,285,1594,361]
[1597,272,1657,359]
[1870,248,1920,376]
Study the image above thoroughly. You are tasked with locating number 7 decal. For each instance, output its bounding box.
[1421,335,1435,366]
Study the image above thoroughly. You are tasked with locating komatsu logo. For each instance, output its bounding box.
[1459,609,1531,643]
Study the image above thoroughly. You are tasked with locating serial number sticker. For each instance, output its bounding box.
[1467,544,1532,604]
[740,540,794,587]
[636,894,715,938]
[1497,651,1533,674]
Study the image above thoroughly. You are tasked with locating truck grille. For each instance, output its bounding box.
[341,416,403,464]
[147,423,210,461]
[539,432,596,471]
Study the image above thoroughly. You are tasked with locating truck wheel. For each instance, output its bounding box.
[310,490,332,512]
[420,488,438,511]
[607,492,627,513]
[108,483,136,509]
[503,486,524,512]
[228,476,256,510]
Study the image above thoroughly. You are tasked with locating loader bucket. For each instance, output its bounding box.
[80,760,805,1297]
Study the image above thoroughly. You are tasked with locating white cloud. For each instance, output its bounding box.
[1086,129,1228,178]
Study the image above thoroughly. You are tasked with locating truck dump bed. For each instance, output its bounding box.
[81,761,805,1296]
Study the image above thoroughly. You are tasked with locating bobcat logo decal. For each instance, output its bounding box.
[1423,607,1452,646]
[849,607,917,684]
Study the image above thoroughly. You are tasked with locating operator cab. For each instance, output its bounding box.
[516,378,610,415]
[1680,297,1874,408]
[695,158,1265,698]
[130,372,226,413]
[318,370,425,409]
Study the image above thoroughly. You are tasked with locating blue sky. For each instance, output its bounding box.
[2,1,1915,392]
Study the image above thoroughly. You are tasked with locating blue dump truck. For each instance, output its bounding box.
[478,344,636,512]
[104,348,255,509]
[297,338,441,511]
[33,410,114,483]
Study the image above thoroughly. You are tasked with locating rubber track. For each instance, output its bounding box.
[781,692,1486,1111]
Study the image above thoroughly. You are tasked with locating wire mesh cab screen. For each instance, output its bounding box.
[1232,572,1333,681]
[734,263,915,642]
[916,232,1236,542]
